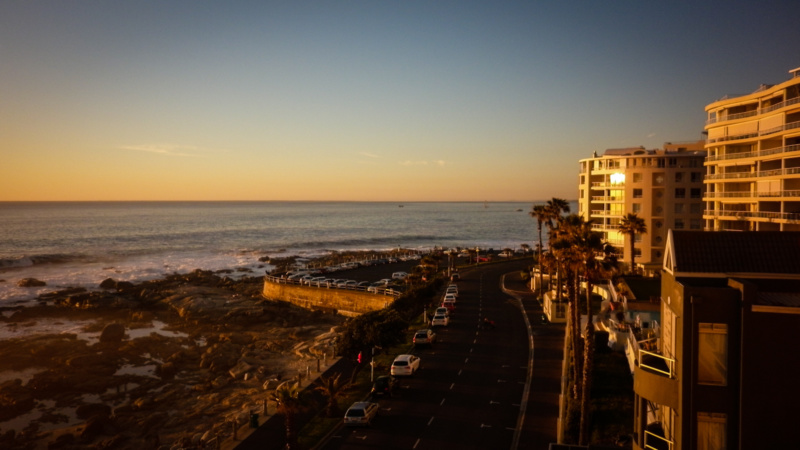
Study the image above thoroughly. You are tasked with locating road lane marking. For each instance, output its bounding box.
[440,398,446,406]
[428,416,435,426]
[489,400,500,405]
[465,358,469,363]
[498,379,507,383]
[458,369,462,376]
[481,424,492,428]
[450,383,455,390]
[413,438,421,448]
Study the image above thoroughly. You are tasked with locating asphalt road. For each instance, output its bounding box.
[320,259,534,450]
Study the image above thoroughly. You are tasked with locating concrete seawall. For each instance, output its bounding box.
[262,277,396,316]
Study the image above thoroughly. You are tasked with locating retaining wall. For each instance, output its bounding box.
[262,279,394,316]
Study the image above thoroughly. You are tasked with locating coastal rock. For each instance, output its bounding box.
[99,323,126,343]
[17,278,46,287]
[99,278,117,289]
[76,403,112,420]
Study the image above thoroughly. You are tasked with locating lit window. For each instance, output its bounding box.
[698,323,728,385]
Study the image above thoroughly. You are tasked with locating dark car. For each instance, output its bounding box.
[370,375,398,397]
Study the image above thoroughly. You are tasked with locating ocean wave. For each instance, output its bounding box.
[0,254,93,270]
[280,234,452,251]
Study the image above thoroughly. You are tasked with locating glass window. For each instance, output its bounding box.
[691,188,702,199]
[633,173,643,182]
[690,219,703,230]
[632,203,641,213]
[674,219,684,229]
[698,323,728,385]
[674,203,684,214]
[691,172,703,183]
[691,203,703,214]
[675,172,683,182]
[697,412,726,450]
[633,189,643,199]
[675,188,686,198]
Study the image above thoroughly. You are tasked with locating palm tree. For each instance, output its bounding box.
[618,213,647,275]
[270,382,314,449]
[314,373,349,418]
[530,204,549,298]
[545,198,571,300]
[564,218,618,445]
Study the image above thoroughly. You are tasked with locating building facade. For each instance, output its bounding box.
[704,66,800,231]
[631,230,800,450]
[577,142,706,274]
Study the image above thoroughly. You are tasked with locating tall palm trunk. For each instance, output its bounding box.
[579,278,595,445]
[538,224,544,299]
[567,266,582,402]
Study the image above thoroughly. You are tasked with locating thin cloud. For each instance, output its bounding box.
[646,132,656,138]
[118,144,207,157]
[359,151,380,158]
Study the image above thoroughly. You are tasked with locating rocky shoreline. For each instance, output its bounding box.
[0,266,346,450]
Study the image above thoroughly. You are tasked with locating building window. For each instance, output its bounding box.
[690,219,703,230]
[633,189,643,199]
[691,203,703,214]
[675,188,686,198]
[632,203,641,213]
[698,323,728,385]
[633,173,642,182]
[674,219,684,229]
[634,248,642,257]
[581,175,585,185]
[691,188,702,199]
[675,172,683,182]
[691,172,703,183]
[674,203,684,214]
[697,412,726,450]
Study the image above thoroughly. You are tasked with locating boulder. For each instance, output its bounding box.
[17,278,46,287]
[76,403,112,420]
[99,278,117,289]
[99,323,126,343]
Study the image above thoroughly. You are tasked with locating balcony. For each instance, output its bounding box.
[705,166,800,180]
[703,209,800,222]
[707,120,800,144]
[705,143,800,162]
[705,190,800,199]
[591,181,625,189]
[705,96,800,125]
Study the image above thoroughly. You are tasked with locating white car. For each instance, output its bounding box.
[431,314,449,327]
[435,306,450,317]
[443,293,457,303]
[344,401,380,426]
[390,354,420,376]
[392,272,408,280]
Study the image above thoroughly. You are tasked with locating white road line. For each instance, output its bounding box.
[428,416,435,426]
[465,358,469,363]
[449,383,455,390]
[413,438,421,448]
[440,398,446,406]
[458,369,463,376]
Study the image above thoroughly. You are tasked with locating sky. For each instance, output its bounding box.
[2,1,800,202]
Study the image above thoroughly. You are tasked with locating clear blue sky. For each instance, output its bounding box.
[2,1,799,201]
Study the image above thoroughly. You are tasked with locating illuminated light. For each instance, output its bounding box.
[610,173,625,185]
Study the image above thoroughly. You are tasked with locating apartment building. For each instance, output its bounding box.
[704,66,800,231]
[578,142,706,274]
[632,230,800,450]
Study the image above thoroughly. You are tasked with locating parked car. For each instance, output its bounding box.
[431,314,449,327]
[370,376,398,397]
[450,272,460,281]
[441,299,456,312]
[344,401,380,426]
[392,271,408,280]
[413,329,437,347]
[390,354,420,376]
[435,306,450,317]
[443,293,457,303]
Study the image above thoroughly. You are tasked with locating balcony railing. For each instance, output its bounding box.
[705,166,800,180]
[705,143,800,162]
[705,190,800,198]
[639,349,675,378]
[591,181,625,188]
[705,96,800,125]
[707,120,800,144]
[590,196,624,202]
[592,223,618,230]
[644,430,675,450]
[703,209,800,221]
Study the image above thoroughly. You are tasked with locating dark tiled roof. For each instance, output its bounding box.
[672,230,800,275]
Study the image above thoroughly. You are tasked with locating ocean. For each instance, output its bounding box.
[0,201,564,305]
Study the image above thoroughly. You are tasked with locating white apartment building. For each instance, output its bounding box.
[704,66,800,231]
[578,142,706,274]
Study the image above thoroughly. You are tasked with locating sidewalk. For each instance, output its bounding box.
[502,273,566,450]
